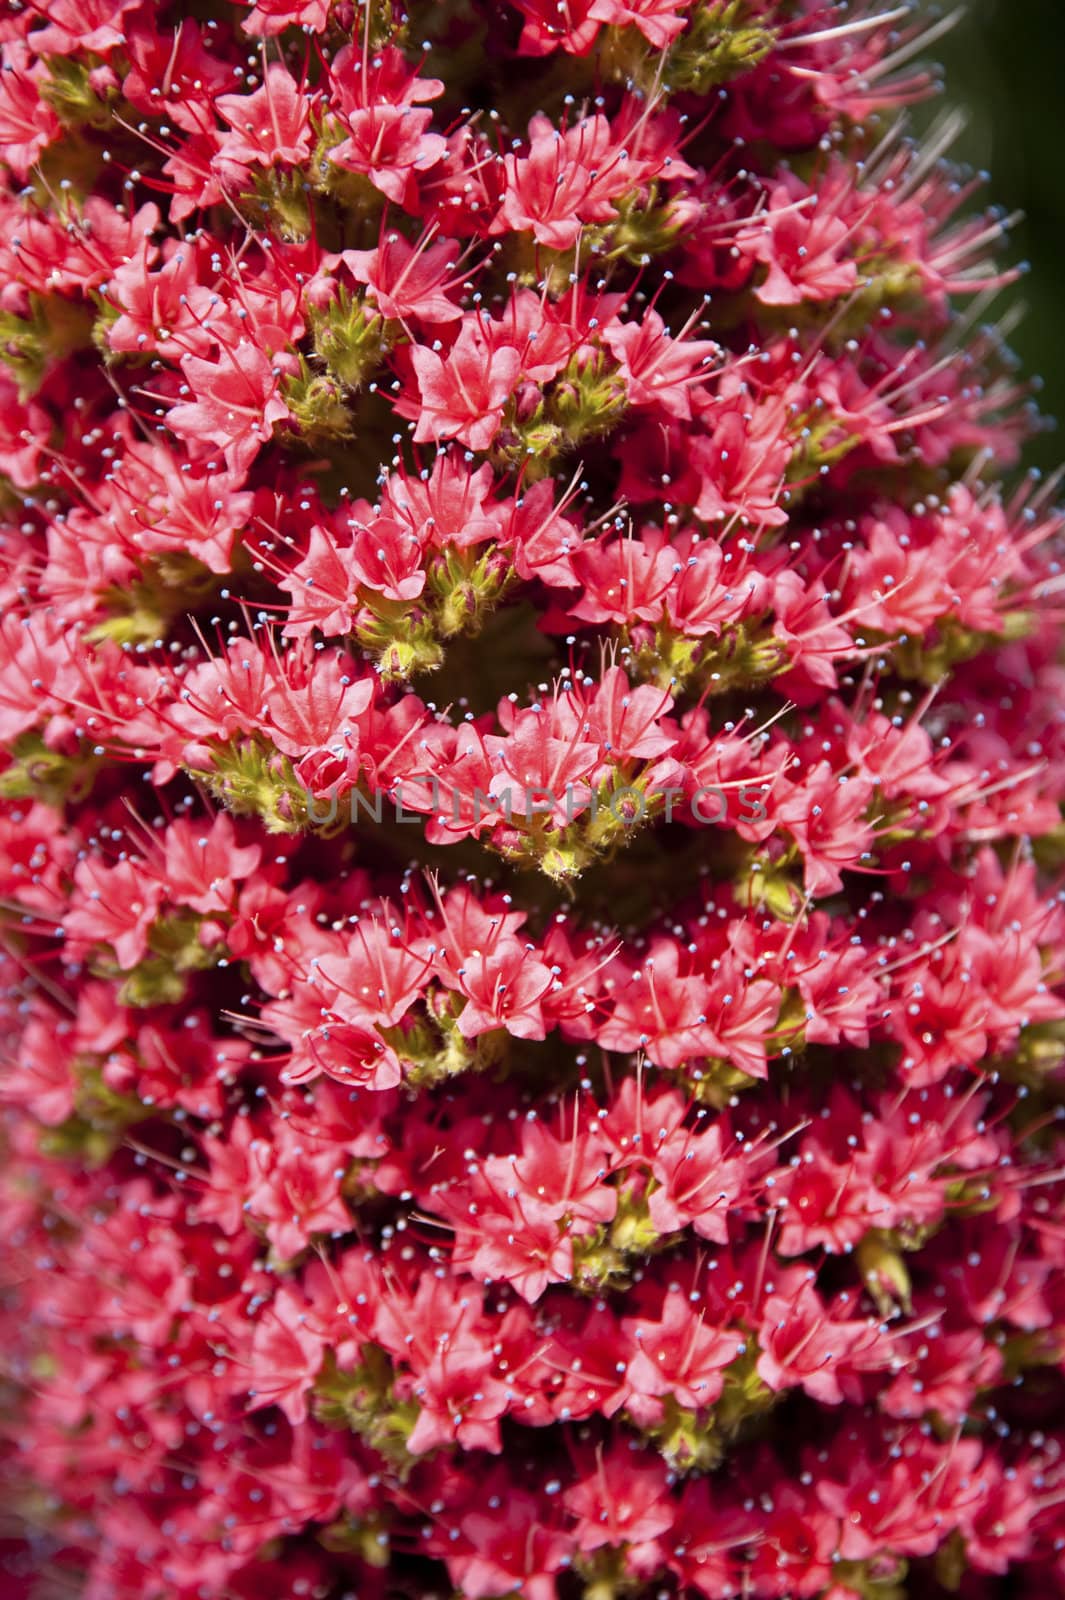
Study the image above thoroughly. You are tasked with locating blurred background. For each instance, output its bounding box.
[934,0,1065,470]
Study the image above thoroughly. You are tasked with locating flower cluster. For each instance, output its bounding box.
[3,3,1065,1599]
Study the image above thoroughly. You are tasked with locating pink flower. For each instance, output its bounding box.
[330,104,447,207]
[2,9,1064,1600]
[0,44,61,179]
[604,308,718,419]
[247,1290,327,1424]
[775,762,876,898]
[589,0,690,48]
[409,319,522,450]
[691,396,792,527]
[331,231,463,324]
[240,0,331,36]
[64,857,165,970]
[512,0,601,55]
[454,942,555,1040]
[564,1446,674,1559]
[25,0,140,55]
[157,812,261,914]
[737,185,859,306]
[624,1288,743,1421]
[498,108,674,248]
[216,63,315,167]
[445,1485,572,1600]
[168,343,293,468]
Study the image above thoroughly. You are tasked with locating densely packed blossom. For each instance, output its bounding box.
[2,2,1065,1597]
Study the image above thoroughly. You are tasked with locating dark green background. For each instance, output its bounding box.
[935,0,1065,470]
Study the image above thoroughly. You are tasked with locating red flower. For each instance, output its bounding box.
[564,1445,674,1562]
[64,857,165,970]
[737,182,859,306]
[624,1288,743,1422]
[156,812,261,915]
[454,941,555,1040]
[408,318,523,450]
[216,64,315,167]
[246,1289,327,1424]
[512,0,600,55]
[646,1118,749,1240]
[483,1110,616,1227]
[604,309,718,420]
[2,7,1064,1600]
[444,1483,573,1600]
[599,942,716,1069]
[331,231,463,324]
[330,104,447,207]
[775,762,876,897]
[25,0,140,55]
[691,396,792,527]
[0,44,60,180]
[168,344,293,469]
[756,1280,883,1405]
[747,1483,840,1598]
[241,0,331,37]
[589,0,690,48]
